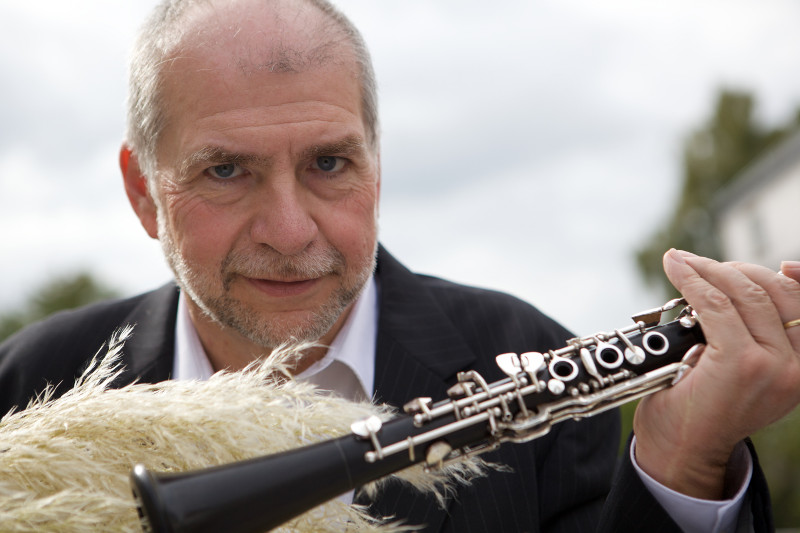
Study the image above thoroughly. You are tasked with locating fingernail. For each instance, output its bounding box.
[781,260,800,273]
[665,248,688,264]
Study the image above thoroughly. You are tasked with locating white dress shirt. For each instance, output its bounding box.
[170,276,749,531]
[632,436,751,532]
[173,277,377,396]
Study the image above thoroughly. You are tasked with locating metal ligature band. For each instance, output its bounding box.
[131,298,704,533]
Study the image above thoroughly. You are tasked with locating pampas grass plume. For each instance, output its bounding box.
[0,327,487,532]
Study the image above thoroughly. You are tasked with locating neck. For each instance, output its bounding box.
[185,303,352,375]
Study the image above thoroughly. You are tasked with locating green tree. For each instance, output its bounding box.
[636,89,799,299]
[0,272,120,342]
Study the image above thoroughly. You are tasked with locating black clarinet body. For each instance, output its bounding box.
[131,299,705,533]
[132,410,481,533]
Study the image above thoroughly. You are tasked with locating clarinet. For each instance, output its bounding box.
[131,298,704,533]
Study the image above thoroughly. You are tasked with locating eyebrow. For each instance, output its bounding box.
[300,135,370,161]
[179,147,272,178]
[178,135,371,178]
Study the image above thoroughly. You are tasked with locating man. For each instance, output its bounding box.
[1,0,799,531]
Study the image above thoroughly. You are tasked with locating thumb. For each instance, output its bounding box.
[662,249,696,290]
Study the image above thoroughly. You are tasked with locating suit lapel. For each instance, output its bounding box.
[361,247,478,532]
[112,283,179,387]
[372,246,477,405]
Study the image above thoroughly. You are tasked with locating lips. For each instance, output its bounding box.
[245,277,320,297]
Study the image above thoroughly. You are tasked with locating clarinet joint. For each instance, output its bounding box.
[349,299,701,470]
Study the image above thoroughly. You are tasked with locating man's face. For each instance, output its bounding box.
[146,31,380,352]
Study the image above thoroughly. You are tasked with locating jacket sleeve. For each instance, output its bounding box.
[597,435,774,533]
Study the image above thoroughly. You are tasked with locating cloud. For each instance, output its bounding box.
[2,0,800,335]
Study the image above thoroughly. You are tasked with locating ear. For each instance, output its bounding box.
[120,144,159,239]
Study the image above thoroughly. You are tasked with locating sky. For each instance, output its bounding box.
[2,0,800,336]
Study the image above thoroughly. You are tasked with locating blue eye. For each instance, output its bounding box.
[207,163,243,179]
[313,156,345,172]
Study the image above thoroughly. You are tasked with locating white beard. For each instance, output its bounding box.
[154,196,376,352]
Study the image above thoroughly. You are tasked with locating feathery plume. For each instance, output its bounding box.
[0,328,488,532]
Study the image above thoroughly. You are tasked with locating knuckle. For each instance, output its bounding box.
[776,273,800,297]
[703,285,733,310]
[736,283,770,306]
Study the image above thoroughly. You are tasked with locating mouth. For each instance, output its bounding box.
[244,277,321,297]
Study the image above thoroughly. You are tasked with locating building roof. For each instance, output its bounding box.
[713,127,800,214]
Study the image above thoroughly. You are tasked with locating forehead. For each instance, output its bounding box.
[156,0,366,157]
[175,0,347,74]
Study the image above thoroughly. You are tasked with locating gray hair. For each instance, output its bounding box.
[125,0,379,179]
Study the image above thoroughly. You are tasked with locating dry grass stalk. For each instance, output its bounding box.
[0,327,487,532]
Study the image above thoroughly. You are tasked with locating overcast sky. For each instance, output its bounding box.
[2,0,800,336]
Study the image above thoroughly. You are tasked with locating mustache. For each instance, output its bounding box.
[221,246,345,286]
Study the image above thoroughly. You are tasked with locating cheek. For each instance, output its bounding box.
[321,191,379,262]
[164,193,243,267]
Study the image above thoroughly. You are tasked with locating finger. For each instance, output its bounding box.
[665,250,797,357]
[781,260,800,283]
[665,253,800,428]
[662,250,758,353]
[730,261,800,353]
[731,262,800,322]
[683,254,788,336]
[686,255,780,319]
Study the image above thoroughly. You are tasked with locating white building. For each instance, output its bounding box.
[714,129,800,267]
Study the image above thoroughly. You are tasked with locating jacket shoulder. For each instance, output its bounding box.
[0,284,178,415]
[417,272,573,350]
[376,245,574,360]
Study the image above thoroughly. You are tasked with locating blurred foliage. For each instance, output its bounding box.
[752,407,800,527]
[636,89,800,299]
[0,272,119,342]
[618,399,638,455]
[631,88,800,527]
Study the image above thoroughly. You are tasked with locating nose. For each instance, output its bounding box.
[248,175,318,256]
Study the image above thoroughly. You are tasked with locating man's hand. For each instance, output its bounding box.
[633,249,800,499]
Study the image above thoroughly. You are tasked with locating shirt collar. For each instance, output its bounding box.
[173,291,214,381]
[172,276,378,400]
[295,275,377,398]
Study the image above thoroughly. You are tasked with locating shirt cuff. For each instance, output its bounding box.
[630,436,753,533]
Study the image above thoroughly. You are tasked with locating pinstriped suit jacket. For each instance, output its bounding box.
[0,246,772,532]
